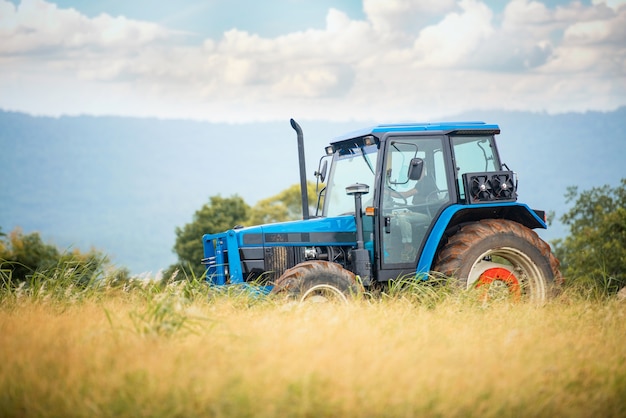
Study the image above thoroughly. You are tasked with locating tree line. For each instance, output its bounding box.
[0,227,130,286]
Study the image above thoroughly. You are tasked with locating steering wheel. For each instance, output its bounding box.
[425,190,441,203]
[385,187,408,206]
[408,189,447,217]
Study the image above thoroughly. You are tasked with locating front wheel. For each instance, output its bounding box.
[433,219,562,303]
[270,260,362,303]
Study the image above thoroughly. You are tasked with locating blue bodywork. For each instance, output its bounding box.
[203,216,356,287]
[203,202,545,286]
[416,202,546,275]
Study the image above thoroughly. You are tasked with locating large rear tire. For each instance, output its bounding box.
[433,219,561,303]
[270,260,362,303]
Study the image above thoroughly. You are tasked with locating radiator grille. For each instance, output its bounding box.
[264,246,304,281]
[266,246,288,280]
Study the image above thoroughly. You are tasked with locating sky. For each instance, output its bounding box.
[0,0,625,122]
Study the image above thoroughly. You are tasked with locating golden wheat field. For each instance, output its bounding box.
[1,280,625,418]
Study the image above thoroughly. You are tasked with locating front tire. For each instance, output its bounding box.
[433,219,562,303]
[270,260,361,303]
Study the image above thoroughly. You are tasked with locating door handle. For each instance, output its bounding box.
[384,216,391,233]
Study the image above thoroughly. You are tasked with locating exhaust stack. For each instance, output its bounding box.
[290,118,309,220]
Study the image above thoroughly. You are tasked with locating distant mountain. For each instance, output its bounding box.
[0,111,364,273]
[1,108,625,274]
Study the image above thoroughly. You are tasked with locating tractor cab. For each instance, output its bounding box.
[318,123,508,281]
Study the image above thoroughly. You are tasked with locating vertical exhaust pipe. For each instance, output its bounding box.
[290,118,309,220]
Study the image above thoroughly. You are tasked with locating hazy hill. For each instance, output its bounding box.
[1,108,624,273]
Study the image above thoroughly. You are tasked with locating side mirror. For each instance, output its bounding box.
[315,160,328,183]
[408,158,424,181]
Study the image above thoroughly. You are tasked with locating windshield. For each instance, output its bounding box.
[323,144,378,217]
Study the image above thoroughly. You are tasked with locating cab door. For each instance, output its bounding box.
[375,135,451,280]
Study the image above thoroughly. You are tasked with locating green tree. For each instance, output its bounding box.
[170,183,320,280]
[247,182,318,225]
[171,195,250,279]
[0,227,115,285]
[0,228,60,281]
[553,179,626,294]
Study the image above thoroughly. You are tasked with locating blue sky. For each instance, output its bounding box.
[24,0,368,39]
[1,0,624,122]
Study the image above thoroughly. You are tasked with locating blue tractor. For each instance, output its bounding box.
[202,119,561,302]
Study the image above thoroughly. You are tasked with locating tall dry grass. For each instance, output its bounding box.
[0,274,625,417]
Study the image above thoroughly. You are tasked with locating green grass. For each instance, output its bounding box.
[1,269,625,417]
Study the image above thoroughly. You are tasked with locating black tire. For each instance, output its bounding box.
[270,260,362,303]
[433,219,562,303]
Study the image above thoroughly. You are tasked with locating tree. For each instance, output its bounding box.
[247,182,318,225]
[170,183,320,279]
[0,228,60,281]
[0,227,115,285]
[171,195,250,278]
[552,179,626,294]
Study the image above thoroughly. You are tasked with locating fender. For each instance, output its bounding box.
[416,202,547,275]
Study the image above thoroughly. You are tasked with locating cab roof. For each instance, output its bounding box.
[330,121,500,145]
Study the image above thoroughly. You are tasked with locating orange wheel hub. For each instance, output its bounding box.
[475,267,521,301]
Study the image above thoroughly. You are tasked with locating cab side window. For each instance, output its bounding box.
[452,136,499,199]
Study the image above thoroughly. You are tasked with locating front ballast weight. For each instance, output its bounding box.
[202,229,243,286]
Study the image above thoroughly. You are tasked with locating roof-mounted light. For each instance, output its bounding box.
[325,145,334,155]
[451,129,500,135]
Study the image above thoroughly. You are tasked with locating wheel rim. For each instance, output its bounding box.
[475,267,521,302]
[467,247,547,302]
[300,284,349,304]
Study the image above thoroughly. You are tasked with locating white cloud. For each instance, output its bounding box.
[563,7,626,45]
[539,2,625,78]
[502,0,552,30]
[592,0,626,10]
[0,0,169,54]
[363,0,457,37]
[412,0,494,67]
[0,0,624,122]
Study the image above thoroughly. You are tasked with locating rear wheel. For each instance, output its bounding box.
[271,260,361,303]
[433,219,561,303]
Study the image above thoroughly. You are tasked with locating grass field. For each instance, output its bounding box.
[1,274,625,417]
